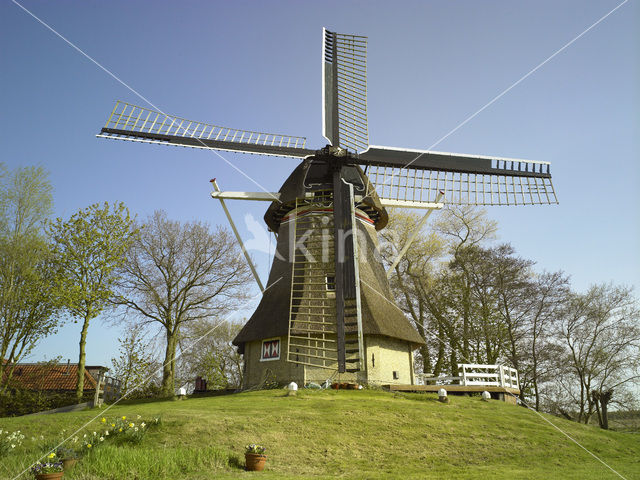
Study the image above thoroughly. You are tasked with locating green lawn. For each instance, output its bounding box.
[1,389,638,479]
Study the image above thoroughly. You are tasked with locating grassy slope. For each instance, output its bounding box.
[1,389,638,480]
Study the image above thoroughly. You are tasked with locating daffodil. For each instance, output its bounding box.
[87,444,92,448]
[118,428,123,433]
[122,416,126,420]
[101,417,106,423]
[111,423,115,427]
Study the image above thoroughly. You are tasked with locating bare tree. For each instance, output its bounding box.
[558,283,640,426]
[434,206,498,367]
[522,271,569,410]
[115,211,252,396]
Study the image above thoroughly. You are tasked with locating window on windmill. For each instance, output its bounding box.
[325,275,335,291]
[392,371,399,380]
[260,338,280,361]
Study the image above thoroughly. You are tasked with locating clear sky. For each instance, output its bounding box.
[1,1,638,368]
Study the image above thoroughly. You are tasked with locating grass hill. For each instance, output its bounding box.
[1,389,638,479]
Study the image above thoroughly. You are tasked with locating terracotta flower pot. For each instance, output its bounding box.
[245,453,267,471]
[35,472,64,480]
[62,458,78,470]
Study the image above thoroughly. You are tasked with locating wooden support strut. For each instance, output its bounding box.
[210,179,264,292]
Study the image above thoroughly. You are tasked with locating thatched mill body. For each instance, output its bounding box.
[97,28,557,388]
[233,155,425,386]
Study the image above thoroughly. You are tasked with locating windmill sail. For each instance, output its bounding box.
[97,101,314,159]
[322,29,369,153]
[98,26,558,387]
[359,145,558,206]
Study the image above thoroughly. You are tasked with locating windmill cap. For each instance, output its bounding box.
[263,155,388,231]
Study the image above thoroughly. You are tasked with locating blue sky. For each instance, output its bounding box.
[1,1,638,367]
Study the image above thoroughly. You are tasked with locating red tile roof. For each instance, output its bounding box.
[3,363,99,391]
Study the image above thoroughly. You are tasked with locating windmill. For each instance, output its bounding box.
[97,28,557,387]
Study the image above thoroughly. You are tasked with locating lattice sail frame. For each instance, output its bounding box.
[323,29,369,153]
[365,165,558,206]
[98,101,311,158]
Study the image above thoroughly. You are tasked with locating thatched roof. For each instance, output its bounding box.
[234,218,424,349]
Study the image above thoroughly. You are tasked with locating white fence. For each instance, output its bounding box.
[458,364,519,389]
[415,364,519,389]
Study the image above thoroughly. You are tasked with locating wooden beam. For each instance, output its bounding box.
[384,384,520,395]
[210,191,445,210]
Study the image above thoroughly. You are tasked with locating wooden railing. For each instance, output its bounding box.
[415,364,519,390]
[458,364,519,389]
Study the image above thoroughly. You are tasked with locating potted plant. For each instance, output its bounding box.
[30,453,64,479]
[55,446,79,471]
[244,444,267,471]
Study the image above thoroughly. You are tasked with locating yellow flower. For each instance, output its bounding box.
[118,428,122,433]
[101,417,106,423]
[87,444,92,448]
[111,423,115,427]
[47,452,56,459]
[121,416,126,420]
[128,423,134,428]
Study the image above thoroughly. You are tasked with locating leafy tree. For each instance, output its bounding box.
[49,202,137,400]
[179,320,244,389]
[115,211,252,397]
[110,324,158,397]
[380,208,445,374]
[385,206,498,376]
[0,165,61,392]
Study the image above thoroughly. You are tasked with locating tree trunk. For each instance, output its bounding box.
[592,389,612,430]
[419,344,432,373]
[450,350,459,377]
[577,378,585,423]
[433,323,446,376]
[592,391,603,428]
[601,395,610,430]
[161,330,178,397]
[76,313,91,401]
